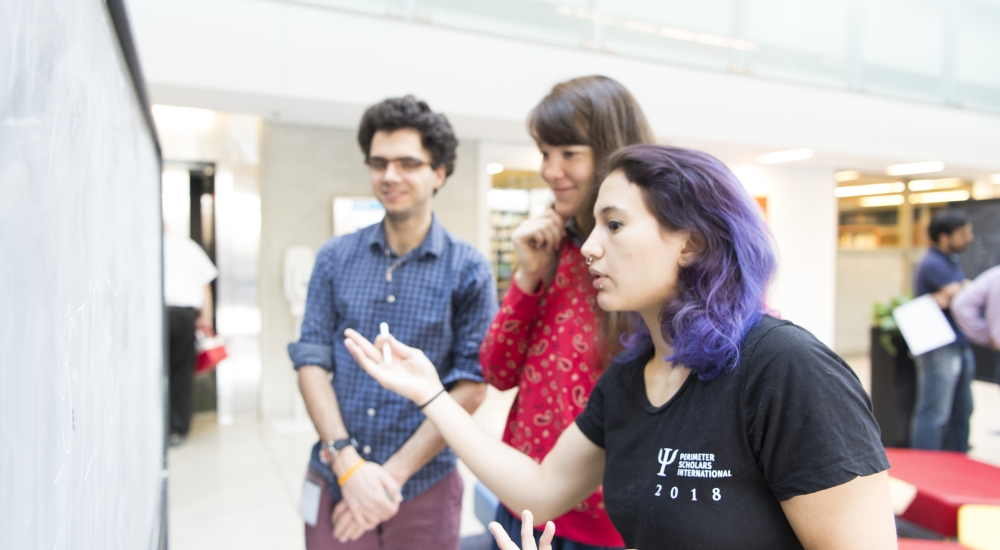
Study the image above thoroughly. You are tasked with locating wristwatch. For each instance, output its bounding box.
[319,437,358,466]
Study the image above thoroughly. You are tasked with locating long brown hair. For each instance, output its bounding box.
[529,76,655,361]
[528,75,654,237]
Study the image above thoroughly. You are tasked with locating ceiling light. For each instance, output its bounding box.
[908,190,970,204]
[886,161,944,176]
[486,163,504,175]
[487,188,530,212]
[907,178,962,192]
[759,149,814,164]
[860,195,905,207]
[834,182,905,197]
[834,170,860,182]
[990,174,1000,184]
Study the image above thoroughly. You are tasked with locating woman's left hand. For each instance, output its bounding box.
[344,328,444,405]
[489,510,555,550]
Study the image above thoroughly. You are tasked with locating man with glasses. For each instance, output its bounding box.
[289,96,496,549]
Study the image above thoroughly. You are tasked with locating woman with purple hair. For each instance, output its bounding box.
[343,145,896,549]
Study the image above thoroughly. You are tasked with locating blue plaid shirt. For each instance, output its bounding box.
[288,217,496,501]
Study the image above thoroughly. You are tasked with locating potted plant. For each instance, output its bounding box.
[869,295,916,448]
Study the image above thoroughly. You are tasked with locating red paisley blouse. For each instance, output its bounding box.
[480,239,624,547]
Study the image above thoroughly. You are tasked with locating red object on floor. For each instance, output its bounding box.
[897,539,967,549]
[887,448,1000,537]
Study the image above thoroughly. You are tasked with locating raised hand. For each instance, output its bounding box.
[511,209,566,293]
[344,329,444,406]
[488,510,556,550]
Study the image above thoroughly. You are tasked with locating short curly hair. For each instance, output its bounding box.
[357,95,458,178]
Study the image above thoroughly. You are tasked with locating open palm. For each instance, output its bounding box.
[343,328,444,405]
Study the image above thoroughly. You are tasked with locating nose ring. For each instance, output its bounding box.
[586,256,593,266]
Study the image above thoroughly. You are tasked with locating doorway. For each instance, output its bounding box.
[162,161,219,413]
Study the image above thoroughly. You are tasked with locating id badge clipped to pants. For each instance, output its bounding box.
[301,478,322,527]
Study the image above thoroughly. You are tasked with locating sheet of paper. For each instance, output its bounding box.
[891,294,957,356]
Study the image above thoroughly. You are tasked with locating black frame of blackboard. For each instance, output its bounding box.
[105,0,161,159]
[104,1,168,548]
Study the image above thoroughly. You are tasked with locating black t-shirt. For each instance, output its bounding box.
[575,316,889,549]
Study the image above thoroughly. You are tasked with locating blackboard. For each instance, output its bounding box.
[960,198,1000,279]
[0,0,165,547]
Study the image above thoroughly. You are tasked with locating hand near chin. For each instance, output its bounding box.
[511,210,565,292]
[489,510,555,550]
[344,329,444,405]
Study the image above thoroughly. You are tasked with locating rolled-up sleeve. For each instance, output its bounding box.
[289,246,339,372]
[288,342,334,371]
[440,257,497,386]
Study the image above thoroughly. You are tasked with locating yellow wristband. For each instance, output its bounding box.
[337,458,366,486]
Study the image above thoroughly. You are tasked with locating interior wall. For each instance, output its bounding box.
[835,249,909,355]
[0,0,164,546]
[259,122,483,420]
[434,141,482,254]
[729,164,839,346]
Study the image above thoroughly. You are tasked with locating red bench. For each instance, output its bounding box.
[887,448,1000,537]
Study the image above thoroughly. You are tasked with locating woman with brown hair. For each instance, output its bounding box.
[478,75,653,550]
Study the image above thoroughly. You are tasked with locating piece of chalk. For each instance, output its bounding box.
[379,323,392,364]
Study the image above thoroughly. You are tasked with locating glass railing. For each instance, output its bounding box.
[290,0,1000,114]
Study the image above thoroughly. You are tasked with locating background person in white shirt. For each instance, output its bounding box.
[952,265,1000,395]
[163,232,219,446]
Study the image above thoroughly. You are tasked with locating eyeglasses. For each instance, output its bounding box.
[366,157,433,172]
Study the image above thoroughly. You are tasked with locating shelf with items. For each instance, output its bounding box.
[835,175,973,252]
[490,210,527,303]
[488,170,553,303]
[838,224,901,249]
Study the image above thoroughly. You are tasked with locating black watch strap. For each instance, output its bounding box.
[319,436,358,465]
[332,437,358,453]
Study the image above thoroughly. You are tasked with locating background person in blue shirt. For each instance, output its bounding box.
[912,209,975,452]
[288,96,497,549]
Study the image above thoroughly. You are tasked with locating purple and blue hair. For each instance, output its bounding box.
[607,145,776,380]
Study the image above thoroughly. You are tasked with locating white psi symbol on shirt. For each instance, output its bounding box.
[657,448,678,477]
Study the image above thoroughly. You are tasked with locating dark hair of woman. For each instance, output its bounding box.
[528,75,655,236]
[357,95,459,178]
[607,145,777,380]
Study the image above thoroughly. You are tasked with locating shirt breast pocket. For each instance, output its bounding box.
[407,285,452,366]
